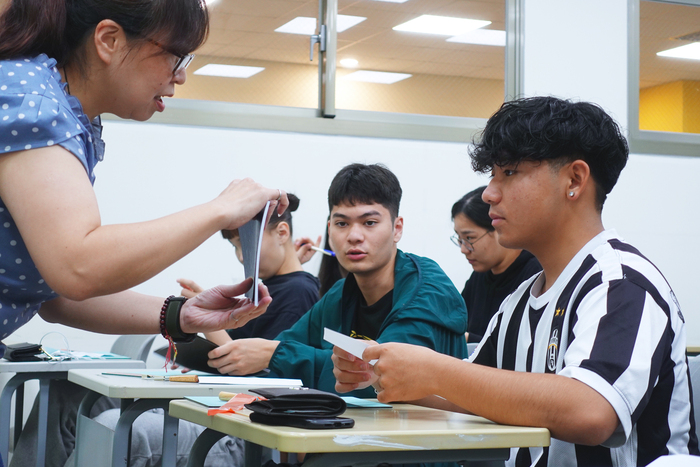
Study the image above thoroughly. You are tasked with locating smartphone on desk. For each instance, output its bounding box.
[249,412,355,429]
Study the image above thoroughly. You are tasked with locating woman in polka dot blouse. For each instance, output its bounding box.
[0,1,289,353]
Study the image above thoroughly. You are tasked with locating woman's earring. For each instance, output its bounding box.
[569,191,575,197]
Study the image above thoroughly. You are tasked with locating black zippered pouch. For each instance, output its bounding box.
[5,342,45,361]
[245,387,346,418]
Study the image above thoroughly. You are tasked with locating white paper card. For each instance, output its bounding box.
[198,376,303,386]
[323,328,378,365]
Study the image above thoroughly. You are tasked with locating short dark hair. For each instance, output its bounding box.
[469,96,629,211]
[451,186,493,232]
[328,163,402,218]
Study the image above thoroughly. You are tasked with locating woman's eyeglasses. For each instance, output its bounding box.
[147,39,195,75]
[450,231,489,252]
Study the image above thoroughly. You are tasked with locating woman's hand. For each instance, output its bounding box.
[294,235,322,264]
[179,278,270,334]
[213,179,289,231]
[332,343,378,393]
[177,278,203,299]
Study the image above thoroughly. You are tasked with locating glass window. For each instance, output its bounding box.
[178,0,321,109]
[334,0,506,118]
[639,0,700,135]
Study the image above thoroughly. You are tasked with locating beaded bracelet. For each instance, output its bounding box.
[160,295,195,366]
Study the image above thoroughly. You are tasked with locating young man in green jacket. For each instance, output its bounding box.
[208,163,468,396]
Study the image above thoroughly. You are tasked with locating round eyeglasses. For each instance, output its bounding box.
[147,39,195,75]
[450,231,489,252]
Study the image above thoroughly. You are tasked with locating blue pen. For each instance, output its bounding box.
[309,245,335,257]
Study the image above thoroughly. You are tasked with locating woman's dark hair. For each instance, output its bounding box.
[317,221,346,297]
[0,0,208,69]
[469,96,628,211]
[220,193,300,240]
[328,163,402,219]
[267,193,300,237]
[451,186,493,232]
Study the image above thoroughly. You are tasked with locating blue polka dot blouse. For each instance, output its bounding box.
[0,54,106,349]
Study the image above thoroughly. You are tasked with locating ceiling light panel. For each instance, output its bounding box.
[657,43,700,60]
[447,29,506,47]
[194,64,265,78]
[343,70,412,84]
[393,15,491,36]
[275,15,366,35]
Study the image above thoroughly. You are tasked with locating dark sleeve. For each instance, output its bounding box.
[228,275,320,340]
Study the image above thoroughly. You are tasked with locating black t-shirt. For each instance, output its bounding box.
[351,289,394,341]
[462,250,542,343]
[227,271,320,340]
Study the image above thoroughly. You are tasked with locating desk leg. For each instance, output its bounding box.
[0,373,34,465]
[161,412,180,467]
[13,383,23,447]
[244,441,262,467]
[75,390,106,467]
[35,379,50,467]
[112,399,169,467]
[185,428,225,467]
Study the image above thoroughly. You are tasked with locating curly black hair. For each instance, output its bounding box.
[469,96,629,211]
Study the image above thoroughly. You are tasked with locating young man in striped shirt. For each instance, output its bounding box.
[334,96,699,466]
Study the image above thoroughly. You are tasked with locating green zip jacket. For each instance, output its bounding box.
[269,250,468,397]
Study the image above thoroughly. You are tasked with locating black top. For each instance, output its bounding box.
[351,289,394,341]
[227,271,320,340]
[462,250,542,343]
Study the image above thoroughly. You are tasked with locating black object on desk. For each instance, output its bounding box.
[4,343,46,362]
[245,387,354,429]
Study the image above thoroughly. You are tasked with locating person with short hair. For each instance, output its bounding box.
[206,163,468,398]
[451,186,541,344]
[335,97,699,467]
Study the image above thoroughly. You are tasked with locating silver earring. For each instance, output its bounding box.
[569,191,575,197]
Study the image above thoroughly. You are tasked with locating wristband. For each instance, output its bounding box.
[161,295,195,343]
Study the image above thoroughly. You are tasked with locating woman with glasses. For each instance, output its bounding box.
[452,186,541,344]
[0,2,288,466]
[0,1,291,349]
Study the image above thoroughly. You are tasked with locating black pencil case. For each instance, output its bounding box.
[4,342,45,362]
[245,387,347,418]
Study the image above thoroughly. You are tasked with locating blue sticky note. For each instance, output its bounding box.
[185,396,225,408]
[341,397,392,408]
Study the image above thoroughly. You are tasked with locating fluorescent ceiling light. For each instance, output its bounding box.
[275,15,366,35]
[339,58,359,68]
[194,64,264,78]
[447,29,506,46]
[344,70,412,84]
[394,15,490,36]
[275,17,317,35]
[657,43,700,60]
[337,15,367,32]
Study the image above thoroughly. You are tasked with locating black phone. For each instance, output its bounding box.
[249,412,355,429]
[293,417,355,429]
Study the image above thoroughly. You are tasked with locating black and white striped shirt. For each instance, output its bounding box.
[471,230,699,467]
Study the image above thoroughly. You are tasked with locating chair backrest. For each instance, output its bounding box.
[688,354,700,439]
[110,335,157,362]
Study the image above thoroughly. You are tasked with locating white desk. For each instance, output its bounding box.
[169,399,551,467]
[0,358,145,467]
[68,369,301,467]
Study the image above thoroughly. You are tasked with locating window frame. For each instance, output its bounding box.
[104,0,522,143]
[628,0,700,156]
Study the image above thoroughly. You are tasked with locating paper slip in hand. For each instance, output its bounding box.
[323,328,378,365]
